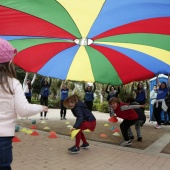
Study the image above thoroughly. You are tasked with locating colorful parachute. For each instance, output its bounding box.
[1,0,170,85]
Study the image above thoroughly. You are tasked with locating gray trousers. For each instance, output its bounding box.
[128,120,144,138]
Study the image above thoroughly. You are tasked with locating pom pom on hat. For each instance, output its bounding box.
[0,38,17,63]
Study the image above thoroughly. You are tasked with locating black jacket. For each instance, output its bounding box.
[131,102,146,126]
[71,101,96,128]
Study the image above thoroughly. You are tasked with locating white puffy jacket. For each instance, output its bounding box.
[0,77,43,136]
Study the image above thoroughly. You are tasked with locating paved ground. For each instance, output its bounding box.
[12,109,170,170]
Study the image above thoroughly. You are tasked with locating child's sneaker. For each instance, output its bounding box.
[68,145,75,151]
[40,117,43,120]
[129,136,134,140]
[68,146,80,154]
[80,143,89,149]
[155,125,161,129]
[120,140,132,147]
[137,137,142,142]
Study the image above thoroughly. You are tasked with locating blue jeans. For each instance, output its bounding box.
[0,137,13,170]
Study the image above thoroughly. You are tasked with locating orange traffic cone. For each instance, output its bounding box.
[99,133,107,138]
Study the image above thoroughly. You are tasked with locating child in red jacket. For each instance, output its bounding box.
[109,97,145,146]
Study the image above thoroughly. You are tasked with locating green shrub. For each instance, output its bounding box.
[31,99,40,104]
[93,98,100,103]
[97,102,109,113]
[93,103,99,111]
[31,99,60,109]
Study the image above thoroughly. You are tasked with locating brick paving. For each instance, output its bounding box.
[12,109,170,170]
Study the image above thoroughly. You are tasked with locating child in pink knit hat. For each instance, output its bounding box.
[0,38,17,63]
[0,38,48,170]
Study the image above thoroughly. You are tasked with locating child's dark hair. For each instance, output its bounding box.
[137,82,143,90]
[0,61,16,94]
[160,82,167,88]
[86,86,92,91]
[109,86,115,91]
[27,79,32,90]
[126,97,135,104]
[44,80,49,86]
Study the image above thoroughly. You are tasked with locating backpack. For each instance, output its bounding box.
[165,90,170,108]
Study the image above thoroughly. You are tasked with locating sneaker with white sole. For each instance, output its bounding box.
[120,140,132,147]
[80,143,89,149]
[155,125,161,129]
[68,146,80,154]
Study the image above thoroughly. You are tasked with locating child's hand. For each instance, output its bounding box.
[70,128,76,132]
[140,104,146,108]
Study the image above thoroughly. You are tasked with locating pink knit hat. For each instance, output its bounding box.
[0,38,17,63]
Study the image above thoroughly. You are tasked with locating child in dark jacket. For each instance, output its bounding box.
[109,97,145,147]
[126,97,146,142]
[64,94,96,154]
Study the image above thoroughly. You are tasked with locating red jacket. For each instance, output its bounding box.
[114,103,139,120]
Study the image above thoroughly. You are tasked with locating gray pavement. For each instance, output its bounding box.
[12,109,170,170]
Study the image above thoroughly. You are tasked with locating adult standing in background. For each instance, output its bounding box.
[40,76,52,120]
[153,75,170,129]
[83,82,96,111]
[164,88,170,125]
[150,85,158,121]
[23,72,36,103]
[131,81,149,115]
[106,85,120,116]
[60,81,69,120]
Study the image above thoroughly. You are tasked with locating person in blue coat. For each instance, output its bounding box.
[83,82,96,111]
[39,77,52,120]
[153,75,170,129]
[60,81,69,120]
[131,81,149,115]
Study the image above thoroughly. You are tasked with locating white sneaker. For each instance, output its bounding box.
[40,117,43,120]
[44,117,48,120]
[155,125,161,129]
[120,140,132,147]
